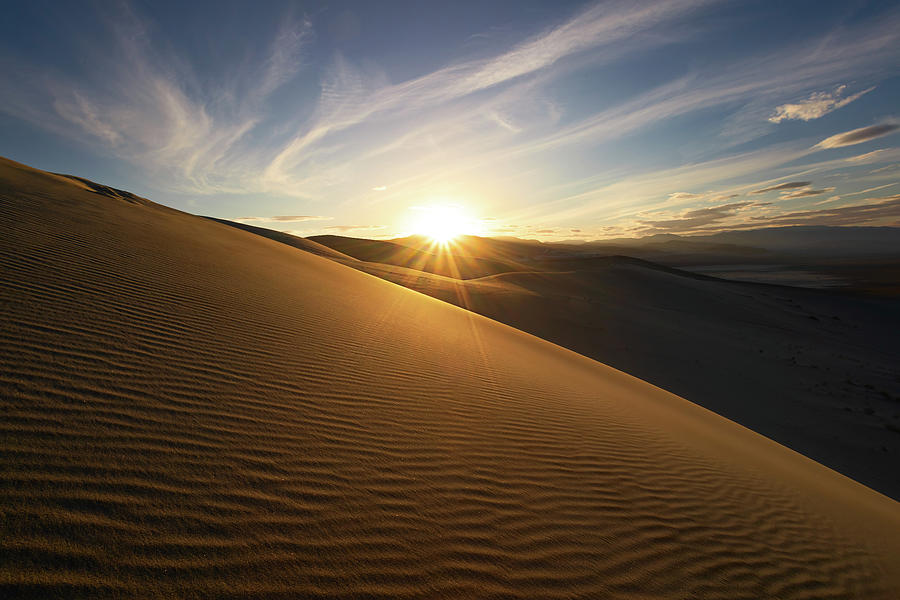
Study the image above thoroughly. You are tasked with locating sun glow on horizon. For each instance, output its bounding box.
[409,204,483,243]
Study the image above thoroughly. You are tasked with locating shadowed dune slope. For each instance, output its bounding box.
[2,156,899,598]
[357,261,900,499]
[229,225,900,499]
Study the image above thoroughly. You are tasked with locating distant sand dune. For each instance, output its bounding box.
[290,235,900,500]
[1,156,899,598]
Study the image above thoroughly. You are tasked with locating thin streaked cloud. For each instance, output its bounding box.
[779,187,835,199]
[751,182,811,194]
[815,124,900,149]
[844,183,898,196]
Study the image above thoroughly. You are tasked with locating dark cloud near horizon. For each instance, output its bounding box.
[742,195,900,228]
[639,195,900,235]
[639,201,753,233]
[751,181,811,194]
[816,124,900,149]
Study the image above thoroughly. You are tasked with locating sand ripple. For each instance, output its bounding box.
[2,158,899,598]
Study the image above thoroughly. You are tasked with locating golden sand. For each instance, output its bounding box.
[1,157,898,597]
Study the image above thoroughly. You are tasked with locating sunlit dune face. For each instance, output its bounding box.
[411,204,480,244]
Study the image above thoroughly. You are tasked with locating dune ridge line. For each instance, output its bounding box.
[1,156,899,598]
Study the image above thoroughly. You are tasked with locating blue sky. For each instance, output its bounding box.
[1,0,898,240]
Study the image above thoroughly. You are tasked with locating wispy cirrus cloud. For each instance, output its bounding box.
[0,2,313,194]
[844,183,897,196]
[779,187,835,199]
[768,85,873,123]
[0,0,710,198]
[492,13,900,163]
[667,191,740,203]
[845,148,895,162]
[258,17,314,98]
[451,0,713,93]
[751,181,811,194]
[262,0,717,190]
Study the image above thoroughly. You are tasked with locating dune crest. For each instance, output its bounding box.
[1,156,899,598]
[272,230,900,499]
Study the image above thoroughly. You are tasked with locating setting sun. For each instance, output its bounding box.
[410,204,481,243]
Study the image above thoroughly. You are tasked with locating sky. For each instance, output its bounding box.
[1,0,899,241]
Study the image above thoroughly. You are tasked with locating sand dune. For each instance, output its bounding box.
[231,226,900,500]
[2,156,900,598]
[206,218,359,262]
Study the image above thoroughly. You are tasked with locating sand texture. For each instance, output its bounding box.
[2,156,900,598]
[286,249,900,500]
